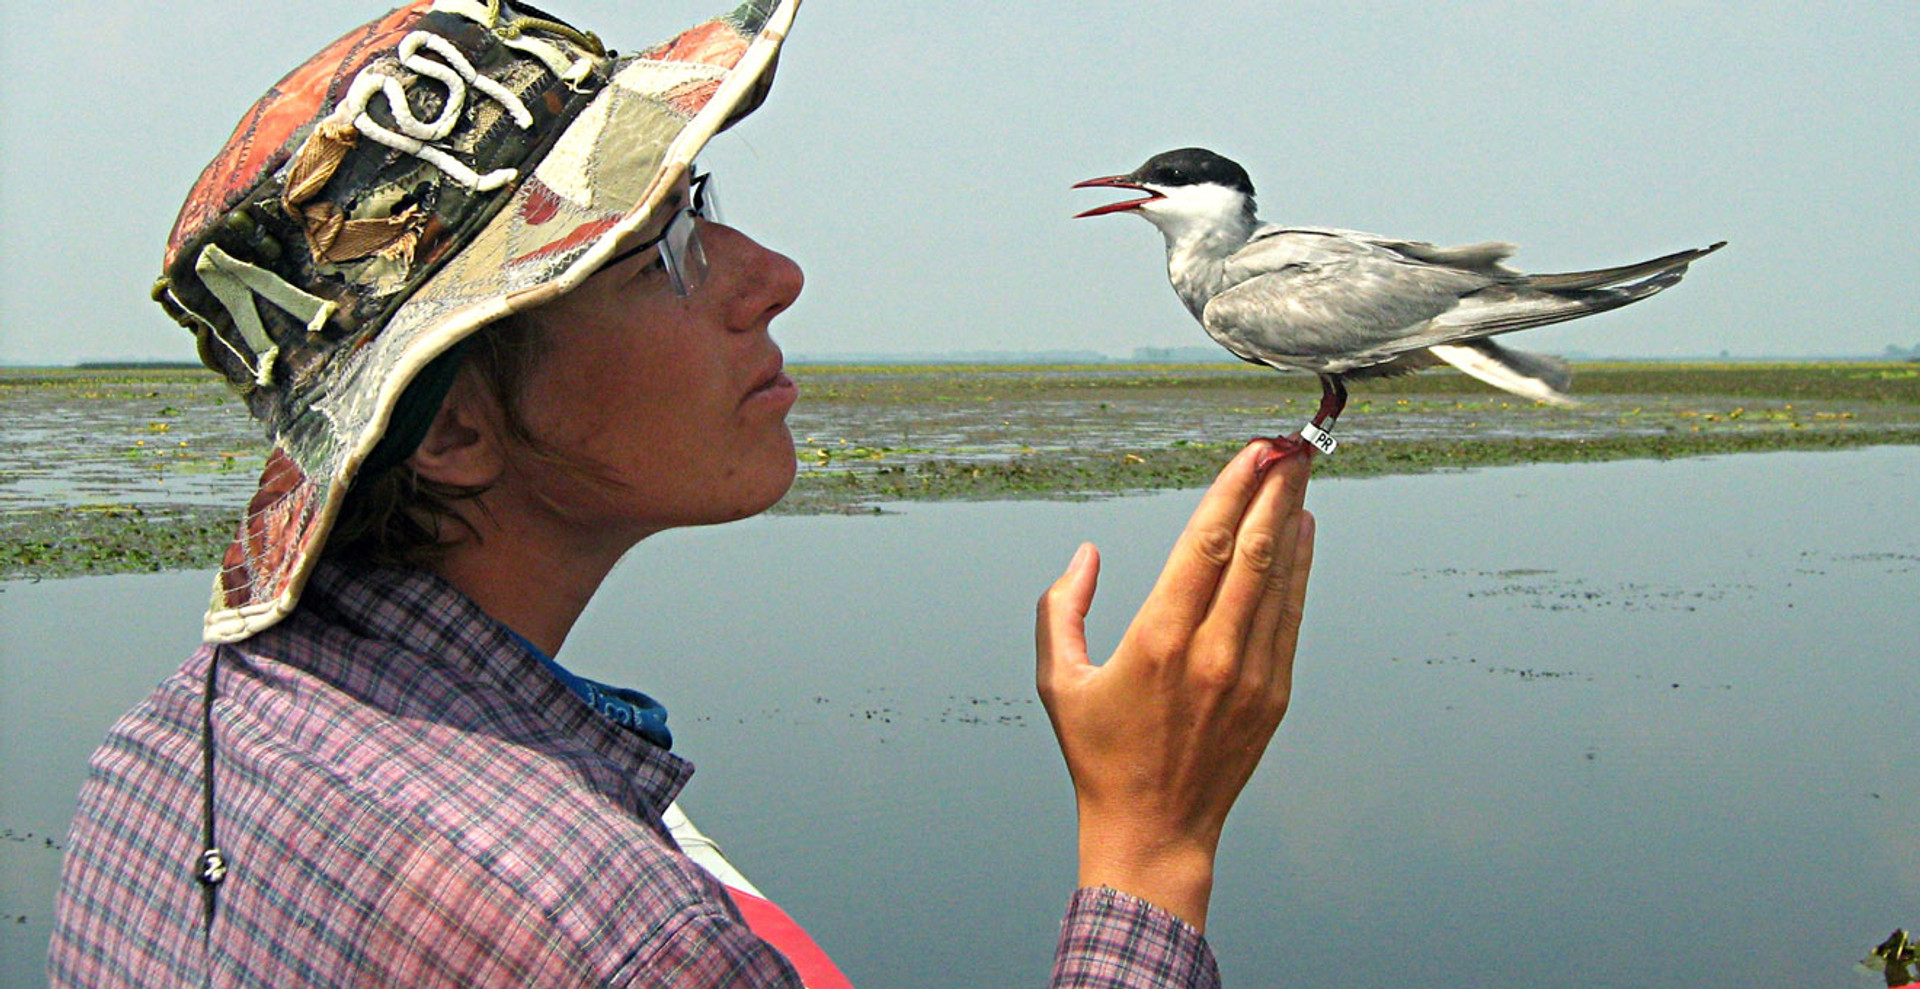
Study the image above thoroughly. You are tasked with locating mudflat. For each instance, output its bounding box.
[5,362,1918,578]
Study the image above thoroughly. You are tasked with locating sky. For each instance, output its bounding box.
[2,1,1916,366]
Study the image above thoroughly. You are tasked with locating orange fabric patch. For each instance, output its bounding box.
[165,4,430,268]
[640,19,750,68]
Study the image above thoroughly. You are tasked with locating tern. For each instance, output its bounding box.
[1073,147,1724,456]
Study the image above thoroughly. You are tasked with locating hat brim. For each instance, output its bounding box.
[204,0,799,643]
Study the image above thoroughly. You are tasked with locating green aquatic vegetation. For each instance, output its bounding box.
[777,425,1920,513]
[2,505,235,579]
[1864,929,1917,987]
[800,443,934,464]
[7,362,1920,578]
[1851,367,1918,381]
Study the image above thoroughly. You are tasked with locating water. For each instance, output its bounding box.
[4,447,1917,987]
[7,366,1872,516]
[0,377,265,514]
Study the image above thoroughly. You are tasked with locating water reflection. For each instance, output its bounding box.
[4,447,1917,987]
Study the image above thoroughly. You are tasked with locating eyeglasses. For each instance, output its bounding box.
[603,171,720,297]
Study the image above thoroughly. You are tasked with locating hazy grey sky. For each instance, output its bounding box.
[3,1,1915,365]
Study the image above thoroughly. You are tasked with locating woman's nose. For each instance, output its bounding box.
[704,222,803,327]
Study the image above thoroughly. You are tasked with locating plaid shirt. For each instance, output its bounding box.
[50,561,1218,987]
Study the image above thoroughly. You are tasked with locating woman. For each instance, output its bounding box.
[50,1,1315,985]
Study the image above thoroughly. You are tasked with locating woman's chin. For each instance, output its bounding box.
[718,451,799,523]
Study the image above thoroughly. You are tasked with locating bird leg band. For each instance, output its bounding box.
[1299,422,1337,455]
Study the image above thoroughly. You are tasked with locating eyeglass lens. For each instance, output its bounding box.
[663,172,718,296]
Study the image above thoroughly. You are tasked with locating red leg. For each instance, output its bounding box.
[1310,374,1348,429]
[1258,374,1347,469]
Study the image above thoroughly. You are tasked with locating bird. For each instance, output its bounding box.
[1072,147,1723,457]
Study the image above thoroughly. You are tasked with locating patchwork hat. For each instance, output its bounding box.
[154,0,800,643]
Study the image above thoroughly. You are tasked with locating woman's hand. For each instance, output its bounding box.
[1036,440,1315,932]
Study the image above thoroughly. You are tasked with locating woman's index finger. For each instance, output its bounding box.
[1203,451,1312,646]
[1134,440,1286,633]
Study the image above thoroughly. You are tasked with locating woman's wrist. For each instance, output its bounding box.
[1076,820,1218,933]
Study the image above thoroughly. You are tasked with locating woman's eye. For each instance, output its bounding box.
[625,251,666,283]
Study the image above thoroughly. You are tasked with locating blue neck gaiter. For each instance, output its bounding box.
[508,629,673,750]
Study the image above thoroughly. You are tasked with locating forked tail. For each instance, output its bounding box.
[1529,241,1726,292]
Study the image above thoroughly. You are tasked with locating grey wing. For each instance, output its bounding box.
[1251,225,1520,277]
[1202,230,1494,373]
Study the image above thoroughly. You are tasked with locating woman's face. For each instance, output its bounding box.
[504,182,805,549]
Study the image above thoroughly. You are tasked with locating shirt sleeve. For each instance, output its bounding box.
[1051,887,1222,989]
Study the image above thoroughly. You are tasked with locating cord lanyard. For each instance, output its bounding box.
[197,647,230,939]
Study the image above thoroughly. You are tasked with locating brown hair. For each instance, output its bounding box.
[322,313,551,567]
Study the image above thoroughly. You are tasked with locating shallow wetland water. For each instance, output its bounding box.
[5,362,1918,577]
[3,365,1918,986]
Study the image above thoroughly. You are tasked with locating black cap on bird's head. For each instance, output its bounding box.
[1072,147,1256,218]
[1129,148,1256,195]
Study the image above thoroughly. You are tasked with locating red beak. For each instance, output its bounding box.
[1071,175,1162,218]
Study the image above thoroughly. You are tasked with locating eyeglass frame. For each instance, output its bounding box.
[601,171,718,297]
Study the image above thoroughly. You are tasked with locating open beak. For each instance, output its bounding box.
[1072,175,1162,218]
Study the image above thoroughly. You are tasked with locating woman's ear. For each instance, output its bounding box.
[406,369,506,489]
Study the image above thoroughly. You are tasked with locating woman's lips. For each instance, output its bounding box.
[744,369,798,409]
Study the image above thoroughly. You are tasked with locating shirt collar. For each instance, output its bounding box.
[290,559,694,818]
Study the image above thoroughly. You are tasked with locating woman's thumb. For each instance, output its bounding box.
[1037,543,1100,684]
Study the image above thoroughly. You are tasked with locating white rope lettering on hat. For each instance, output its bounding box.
[431,0,597,85]
[498,33,598,89]
[333,31,535,193]
[193,245,339,387]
